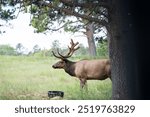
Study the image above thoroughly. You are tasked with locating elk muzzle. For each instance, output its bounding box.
[52,64,57,69]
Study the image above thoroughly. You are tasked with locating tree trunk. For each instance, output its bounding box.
[109,0,140,99]
[85,23,97,57]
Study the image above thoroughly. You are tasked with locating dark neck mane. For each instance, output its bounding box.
[64,60,76,76]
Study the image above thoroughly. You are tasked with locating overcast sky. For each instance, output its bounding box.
[0,12,88,52]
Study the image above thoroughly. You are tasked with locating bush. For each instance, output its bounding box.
[0,45,17,55]
[33,49,52,57]
[96,40,108,57]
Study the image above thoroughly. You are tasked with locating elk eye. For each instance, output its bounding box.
[60,61,64,64]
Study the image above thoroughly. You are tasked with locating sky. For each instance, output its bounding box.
[0,12,88,53]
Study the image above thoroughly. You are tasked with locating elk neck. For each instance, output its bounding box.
[63,59,76,77]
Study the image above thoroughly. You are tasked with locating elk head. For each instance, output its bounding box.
[52,39,80,69]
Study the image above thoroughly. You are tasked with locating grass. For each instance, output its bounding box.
[0,55,112,100]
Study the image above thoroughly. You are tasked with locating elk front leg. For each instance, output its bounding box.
[80,78,87,90]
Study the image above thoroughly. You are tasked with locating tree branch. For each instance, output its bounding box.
[32,1,109,27]
[46,21,79,31]
[60,0,110,9]
[60,8,108,26]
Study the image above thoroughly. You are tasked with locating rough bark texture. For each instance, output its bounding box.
[109,0,140,99]
[85,23,97,57]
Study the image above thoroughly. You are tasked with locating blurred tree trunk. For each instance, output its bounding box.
[109,0,140,99]
[85,23,97,56]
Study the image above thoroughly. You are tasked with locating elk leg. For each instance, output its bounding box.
[80,79,87,90]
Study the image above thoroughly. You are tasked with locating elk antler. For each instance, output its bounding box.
[52,49,62,59]
[52,39,80,59]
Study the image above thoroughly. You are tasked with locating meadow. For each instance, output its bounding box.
[0,55,112,100]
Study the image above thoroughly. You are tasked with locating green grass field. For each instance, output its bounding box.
[0,55,112,100]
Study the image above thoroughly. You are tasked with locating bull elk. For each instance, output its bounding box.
[52,39,111,89]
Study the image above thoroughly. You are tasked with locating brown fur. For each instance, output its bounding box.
[52,58,111,88]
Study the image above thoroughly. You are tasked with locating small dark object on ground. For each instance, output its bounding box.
[48,91,64,98]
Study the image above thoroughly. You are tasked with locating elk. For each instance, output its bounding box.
[52,39,111,89]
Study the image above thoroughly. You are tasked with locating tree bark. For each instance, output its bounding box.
[85,23,97,57]
[109,0,140,99]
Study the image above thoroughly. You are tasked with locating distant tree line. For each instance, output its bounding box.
[0,39,108,57]
[0,44,16,55]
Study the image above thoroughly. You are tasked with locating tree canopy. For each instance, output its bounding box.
[0,0,110,33]
[30,0,110,34]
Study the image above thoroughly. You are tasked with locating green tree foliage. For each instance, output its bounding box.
[0,0,16,20]
[96,39,108,57]
[0,44,16,55]
[33,49,52,57]
[28,0,108,33]
[0,0,16,33]
[74,44,88,57]
[31,11,50,33]
[33,44,41,53]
